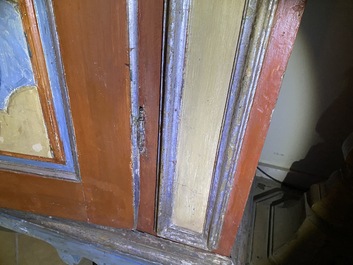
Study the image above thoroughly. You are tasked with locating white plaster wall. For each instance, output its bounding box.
[259,0,353,175]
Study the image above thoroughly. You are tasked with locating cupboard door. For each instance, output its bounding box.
[157,0,305,254]
[158,0,269,250]
[0,0,137,228]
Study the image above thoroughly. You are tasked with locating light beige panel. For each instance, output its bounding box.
[172,0,245,232]
[0,86,52,158]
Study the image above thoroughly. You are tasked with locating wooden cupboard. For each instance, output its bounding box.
[0,0,305,263]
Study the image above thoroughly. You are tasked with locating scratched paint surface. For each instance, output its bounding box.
[0,0,36,110]
[172,0,245,233]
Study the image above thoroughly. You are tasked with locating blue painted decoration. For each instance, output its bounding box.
[0,0,79,181]
[0,0,36,110]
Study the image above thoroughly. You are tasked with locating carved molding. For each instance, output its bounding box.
[158,0,278,250]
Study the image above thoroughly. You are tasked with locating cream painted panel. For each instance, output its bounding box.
[0,87,52,158]
[172,0,245,232]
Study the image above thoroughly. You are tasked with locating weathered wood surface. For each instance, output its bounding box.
[52,0,135,228]
[0,209,233,265]
[137,0,164,235]
[158,0,280,252]
[0,0,136,228]
[216,0,307,256]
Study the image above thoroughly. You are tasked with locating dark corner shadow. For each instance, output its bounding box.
[283,68,353,190]
[282,0,353,190]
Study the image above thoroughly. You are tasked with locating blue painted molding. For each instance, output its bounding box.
[0,0,79,181]
[0,209,233,265]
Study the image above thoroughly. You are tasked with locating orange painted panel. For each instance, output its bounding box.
[0,0,136,229]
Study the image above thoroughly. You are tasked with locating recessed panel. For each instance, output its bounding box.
[0,0,51,158]
[158,0,279,250]
[172,0,245,233]
[0,0,79,180]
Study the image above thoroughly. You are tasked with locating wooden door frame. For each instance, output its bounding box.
[136,0,164,235]
[0,0,306,258]
[0,0,138,229]
[136,0,306,257]
[216,0,306,256]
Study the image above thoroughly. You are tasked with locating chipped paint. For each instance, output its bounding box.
[0,209,233,265]
[32,143,43,152]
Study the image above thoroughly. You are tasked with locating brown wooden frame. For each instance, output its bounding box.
[0,0,306,254]
[215,0,307,256]
[134,0,306,254]
[0,0,135,229]
[136,0,164,235]
[52,0,135,228]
